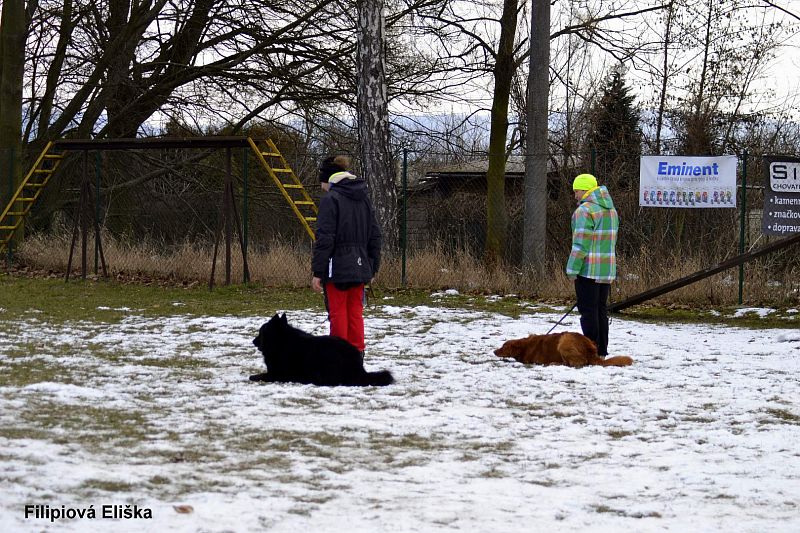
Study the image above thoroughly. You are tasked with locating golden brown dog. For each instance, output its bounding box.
[494,332,633,368]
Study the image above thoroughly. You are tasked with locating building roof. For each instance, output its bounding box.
[423,156,526,181]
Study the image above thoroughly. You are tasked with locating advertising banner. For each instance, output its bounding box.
[762,155,800,236]
[639,155,738,208]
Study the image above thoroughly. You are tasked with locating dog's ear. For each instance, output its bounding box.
[280,313,287,324]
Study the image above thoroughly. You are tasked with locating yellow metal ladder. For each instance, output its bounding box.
[247,138,318,240]
[0,141,66,252]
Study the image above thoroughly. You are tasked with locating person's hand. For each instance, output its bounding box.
[312,276,323,293]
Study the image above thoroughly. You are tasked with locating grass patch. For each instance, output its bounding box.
[79,479,138,493]
[0,273,797,328]
[19,403,152,449]
[591,504,662,519]
[0,357,69,387]
[0,426,51,441]
[0,275,320,323]
[137,356,218,370]
[480,466,507,478]
[762,408,800,425]
[682,416,716,423]
[616,305,798,329]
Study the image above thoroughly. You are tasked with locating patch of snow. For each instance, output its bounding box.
[0,307,798,532]
[776,331,800,342]
[431,289,459,297]
[732,307,776,318]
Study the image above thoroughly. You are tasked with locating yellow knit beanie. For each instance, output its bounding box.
[572,173,598,191]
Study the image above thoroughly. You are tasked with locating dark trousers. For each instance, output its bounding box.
[574,276,611,356]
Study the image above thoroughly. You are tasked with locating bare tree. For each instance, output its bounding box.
[652,0,677,155]
[357,0,398,251]
[484,0,522,264]
[522,0,549,269]
[0,0,32,246]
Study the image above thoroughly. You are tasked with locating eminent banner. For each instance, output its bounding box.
[762,155,800,236]
[639,155,738,208]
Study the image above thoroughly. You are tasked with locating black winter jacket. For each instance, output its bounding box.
[311,176,382,285]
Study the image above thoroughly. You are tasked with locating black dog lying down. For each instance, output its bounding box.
[249,313,394,386]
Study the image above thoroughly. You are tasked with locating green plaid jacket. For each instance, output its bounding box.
[565,186,619,282]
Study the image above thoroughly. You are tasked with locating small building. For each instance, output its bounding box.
[403,156,563,258]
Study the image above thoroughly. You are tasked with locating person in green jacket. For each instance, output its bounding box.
[565,174,619,356]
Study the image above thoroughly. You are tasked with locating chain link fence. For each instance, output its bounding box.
[2,143,799,305]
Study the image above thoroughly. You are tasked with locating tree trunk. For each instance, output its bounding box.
[0,0,27,246]
[485,0,518,265]
[523,0,550,270]
[34,0,73,142]
[357,0,398,253]
[654,1,674,155]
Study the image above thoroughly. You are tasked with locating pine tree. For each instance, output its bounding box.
[588,66,642,190]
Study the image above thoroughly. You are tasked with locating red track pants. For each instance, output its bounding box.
[325,283,365,351]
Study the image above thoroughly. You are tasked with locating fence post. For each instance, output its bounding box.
[738,150,748,305]
[95,151,101,274]
[401,148,408,287]
[81,151,89,279]
[242,147,249,283]
[224,147,232,285]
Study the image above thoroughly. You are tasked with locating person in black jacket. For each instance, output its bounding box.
[311,155,382,356]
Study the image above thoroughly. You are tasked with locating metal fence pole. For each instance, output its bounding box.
[738,150,748,305]
[224,147,232,285]
[242,147,249,283]
[401,148,408,287]
[95,151,101,274]
[81,151,89,279]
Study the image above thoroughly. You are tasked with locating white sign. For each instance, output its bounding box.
[769,161,800,192]
[639,155,738,208]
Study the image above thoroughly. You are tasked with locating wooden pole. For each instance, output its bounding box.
[610,232,800,312]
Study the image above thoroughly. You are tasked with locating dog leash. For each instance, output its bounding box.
[546,303,577,334]
[309,284,330,335]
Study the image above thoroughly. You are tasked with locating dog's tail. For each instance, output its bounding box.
[357,370,395,386]
[595,356,634,367]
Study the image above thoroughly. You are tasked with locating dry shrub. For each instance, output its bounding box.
[612,251,800,307]
[378,243,519,294]
[14,233,800,306]
[16,232,311,286]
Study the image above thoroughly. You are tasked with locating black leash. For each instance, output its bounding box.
[546,303,578,334]
[310,284,330,335]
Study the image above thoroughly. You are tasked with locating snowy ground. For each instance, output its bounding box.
[0,300,799,532]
